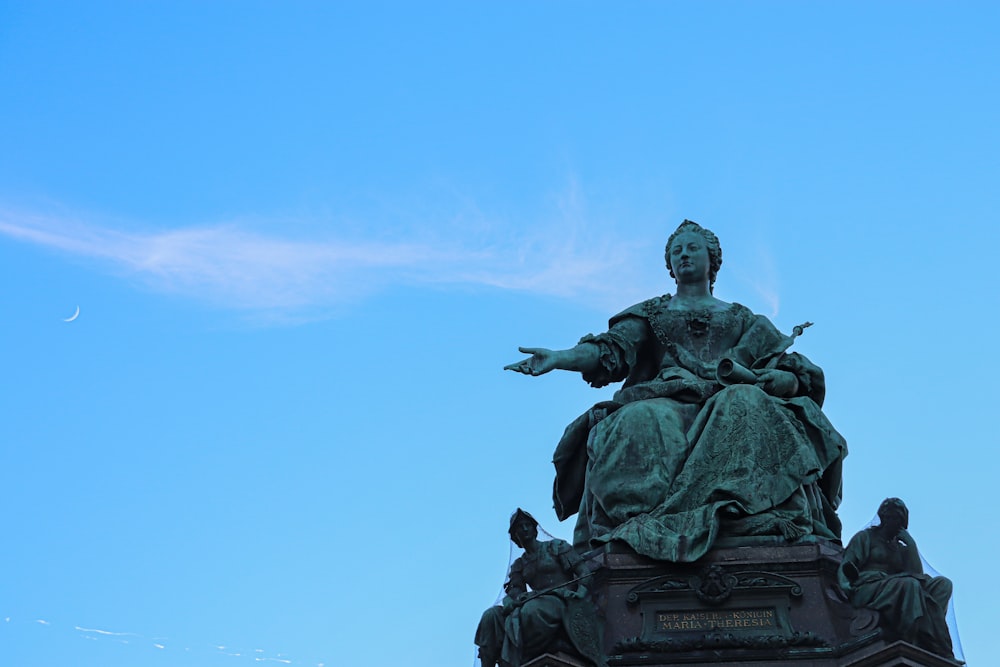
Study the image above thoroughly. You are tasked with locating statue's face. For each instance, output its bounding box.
[879,509,905,535]
[512,519,537,545]
[668,231,711,284]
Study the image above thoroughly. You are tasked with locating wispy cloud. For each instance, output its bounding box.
[727,241,781,318]
[75,625,140,637]
[0,194,653,318]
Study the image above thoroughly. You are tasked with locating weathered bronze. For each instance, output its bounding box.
[838,498,954,658]
[506,220,847,562]
[475,509,606,667]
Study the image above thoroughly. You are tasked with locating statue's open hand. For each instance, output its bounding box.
[504,347,558,376]
[756,369,799,398]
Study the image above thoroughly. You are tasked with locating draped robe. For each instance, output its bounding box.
[553,296,847,562]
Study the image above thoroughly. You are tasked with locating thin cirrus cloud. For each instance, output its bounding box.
[726,241,781,318]
[0,206,645,316]
[74,626,140,637]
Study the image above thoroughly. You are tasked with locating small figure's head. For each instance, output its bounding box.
[877,497,909,533]
[664,220,723,290]
[508,508,540,548]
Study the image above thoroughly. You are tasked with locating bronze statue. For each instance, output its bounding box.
[839,498,954,658]
[506,220,847,562]
[475,509,605,667]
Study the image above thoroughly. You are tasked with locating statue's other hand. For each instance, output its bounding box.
[504,347,558,376]
[501,596,517,615]
[756,369,799,398]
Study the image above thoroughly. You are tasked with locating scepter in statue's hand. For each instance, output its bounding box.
[715,320,814,398]
[502,571,597,615]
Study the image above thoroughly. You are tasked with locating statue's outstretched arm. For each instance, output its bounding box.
[504,343,601,377]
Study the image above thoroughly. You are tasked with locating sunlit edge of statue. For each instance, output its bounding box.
[506,220,847,563]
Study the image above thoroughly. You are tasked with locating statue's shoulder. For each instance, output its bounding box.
[730,302,788,336]
[846,526,875,548]
[729,301,768,324]
[545,538,586,566]
[610,294,671,325]
[547,537,574,553]
[510,550,529,570]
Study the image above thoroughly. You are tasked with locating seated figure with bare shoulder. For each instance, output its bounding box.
[839,498,953,658]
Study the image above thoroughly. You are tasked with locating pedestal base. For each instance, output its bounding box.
[589,542,959,667]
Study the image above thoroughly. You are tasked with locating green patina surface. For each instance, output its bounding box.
[476,509,605,667]
[839,498,954,659]
[506,221,847,562]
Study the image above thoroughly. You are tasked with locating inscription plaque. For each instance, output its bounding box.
[626,568,805,646]
[655,607,777,633]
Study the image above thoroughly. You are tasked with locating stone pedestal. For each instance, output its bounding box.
[839,641,962,667]
[523,652,592,667]
[589,541,960,667]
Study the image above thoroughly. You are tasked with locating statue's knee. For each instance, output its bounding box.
[613,400,657,422]
[481,605,503,622]
[929,576,953,601]
[477,605,505,635]
[617,398,684,427]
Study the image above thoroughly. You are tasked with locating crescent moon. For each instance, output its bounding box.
[63,306,80,322]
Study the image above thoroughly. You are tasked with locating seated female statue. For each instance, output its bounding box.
[506,220,847,562]
[838,498,953,658]
[475,509,605,667]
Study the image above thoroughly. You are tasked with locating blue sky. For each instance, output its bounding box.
[1,3,997,665]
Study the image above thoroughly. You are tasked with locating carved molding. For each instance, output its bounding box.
[614,630,829,654]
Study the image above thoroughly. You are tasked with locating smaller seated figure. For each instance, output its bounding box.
[838,498,954,658]
[475,509,605,667]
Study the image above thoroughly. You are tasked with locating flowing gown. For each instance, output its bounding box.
[552,295,847,562]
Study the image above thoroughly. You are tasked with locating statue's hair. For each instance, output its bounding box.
[664,219,723,291]
[877,497,909,530]
[508,508,539,548]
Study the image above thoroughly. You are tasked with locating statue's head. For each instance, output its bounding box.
[877,497,909,530]
[508,508,539,548]
[664,219,723,291]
